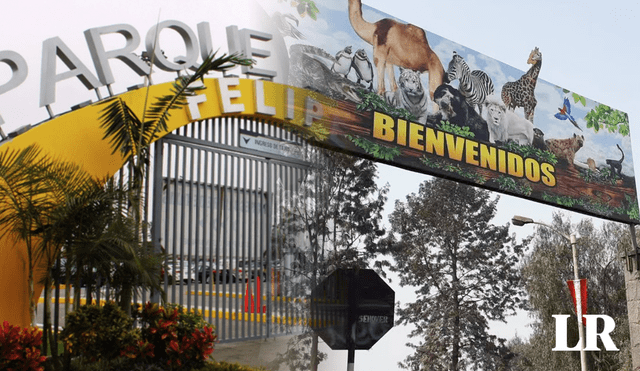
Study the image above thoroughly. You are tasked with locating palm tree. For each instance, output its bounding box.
[0,144,94,327]
[0,144,162,363]
[39,176,116,363]
[37,176,163,370]
[98,51,253,314]
[51,179,163,317]
[0,143,151,362]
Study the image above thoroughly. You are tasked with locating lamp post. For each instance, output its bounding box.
[511,215,587,371]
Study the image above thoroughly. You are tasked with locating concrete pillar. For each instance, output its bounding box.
[624,224,640,370]
[624,260,640,370]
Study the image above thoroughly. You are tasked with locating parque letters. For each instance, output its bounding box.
[1,21,276,109]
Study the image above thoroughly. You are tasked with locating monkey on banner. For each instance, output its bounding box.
[567,279,587,326]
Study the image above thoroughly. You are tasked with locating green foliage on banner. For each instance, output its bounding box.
[419,156,487,184]
[436,121,475,138]
[288,0,319,20]
[540,190,638,221]
[356,90,416,121]
[615,194,640,221]
[599,166,621,183]
[541,193,581,208]
[579,167,620,185]
[562,89,587,107]
[572,93,587,107]
[585,104,630,136]
[583,199,618,216]
[347,135,402,161]
[501,142,557,165]
[495,176,532,196]
[579,168,598,183]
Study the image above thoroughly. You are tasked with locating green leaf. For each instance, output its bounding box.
[572,93,580,103]
[308,9,318,20]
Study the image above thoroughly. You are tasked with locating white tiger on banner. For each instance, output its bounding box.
[385,68,430,124]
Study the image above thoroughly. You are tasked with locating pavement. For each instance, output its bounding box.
[212,335,295,370]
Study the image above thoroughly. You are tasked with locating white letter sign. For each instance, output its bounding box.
[40,37,101,107]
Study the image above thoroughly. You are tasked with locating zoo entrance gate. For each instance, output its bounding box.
[152,117,317,342]
[43,117,319,343]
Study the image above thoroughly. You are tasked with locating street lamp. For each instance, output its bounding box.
[511,215,587,371]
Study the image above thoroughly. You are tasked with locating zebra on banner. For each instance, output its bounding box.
[446,51,494,115]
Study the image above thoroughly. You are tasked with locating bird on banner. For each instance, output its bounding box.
[555,97,582,131]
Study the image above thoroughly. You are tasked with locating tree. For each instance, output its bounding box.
[0,144,161,363]
[268,151,388,371]
[31,174,163,370]
[270,150,388,279]
[0,145,114,365]
[382,177,526,370]
[306,152,388,271]
[98,51,252,314]
[0,145,94,327]
[513,213,633,370]
[52,179,162,310]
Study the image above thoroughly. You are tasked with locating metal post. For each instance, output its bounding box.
[311,333,319,371]
[266,159,272,339]
[570,234,587,371]
[347,346,355,371]
[511,216,586,371]
[347,270,357,371]
[151,140,165,303]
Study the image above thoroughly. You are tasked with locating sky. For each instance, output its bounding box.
[0,0,638,370]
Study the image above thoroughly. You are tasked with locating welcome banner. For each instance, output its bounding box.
[0,0,636,223]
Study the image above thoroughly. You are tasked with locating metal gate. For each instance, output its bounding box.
[38,116,321,344]
[151,117,317,342]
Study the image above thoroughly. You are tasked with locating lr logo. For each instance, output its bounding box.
[552,314,619,351]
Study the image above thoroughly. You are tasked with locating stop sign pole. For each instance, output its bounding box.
[347,273,358,371]
[310,268,395,370]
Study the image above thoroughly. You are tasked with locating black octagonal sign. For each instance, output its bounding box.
[310,268,395,350]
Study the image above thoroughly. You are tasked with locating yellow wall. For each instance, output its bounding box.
[0,92,134,327]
